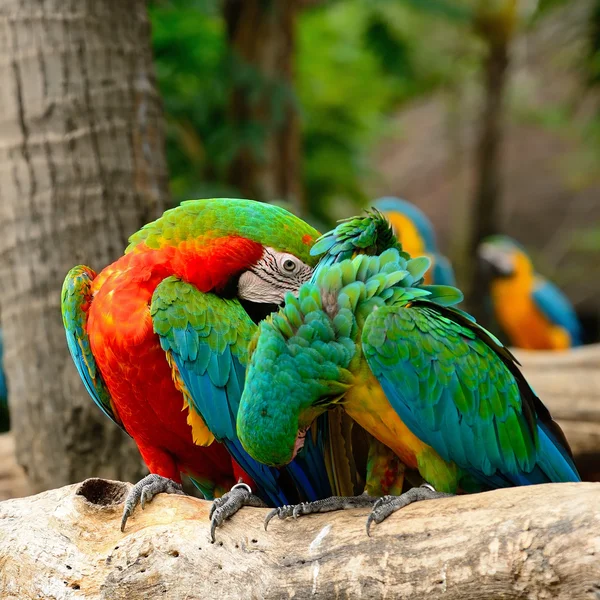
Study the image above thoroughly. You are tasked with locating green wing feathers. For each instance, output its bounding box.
[61,266,124,431]
[363,303,540,481]
[151,277,255,443]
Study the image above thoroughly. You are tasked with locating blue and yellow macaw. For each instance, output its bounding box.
[236,215,580,534]
[374,196,455,285]
[478,235,582,350]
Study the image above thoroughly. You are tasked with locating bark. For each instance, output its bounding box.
[0,434,30,502]
[0,0,169,492]
[224,0,304,214]
[466,15,511,321]
[0,478,598,599]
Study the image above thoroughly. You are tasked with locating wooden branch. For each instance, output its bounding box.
[513,345,600,462]
[0,478,598,599]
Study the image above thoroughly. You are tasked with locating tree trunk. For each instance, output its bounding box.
[0,0,169,492]
[0,478,598,599]
[224,0,304,214]
[466,12,511,320]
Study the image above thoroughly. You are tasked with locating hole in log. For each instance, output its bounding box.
[76,478,129,506]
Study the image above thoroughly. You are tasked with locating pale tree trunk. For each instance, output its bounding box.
[224,0,304,215]
[0,0,169,492]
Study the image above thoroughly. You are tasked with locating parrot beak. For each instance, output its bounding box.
[478,244,515,278]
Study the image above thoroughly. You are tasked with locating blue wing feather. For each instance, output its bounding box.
[432,254,456,286]
[152,277,331,506]
[61,266,125,433]
[532,278,582,346]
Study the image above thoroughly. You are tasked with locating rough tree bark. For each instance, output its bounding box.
[0,0,169,492]
[0,479,598,599]
[224,0,304,214]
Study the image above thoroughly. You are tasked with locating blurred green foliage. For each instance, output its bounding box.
[149,0,596,222]
[149,0,478,218]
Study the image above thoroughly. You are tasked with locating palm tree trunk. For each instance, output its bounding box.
[0,0,169,492]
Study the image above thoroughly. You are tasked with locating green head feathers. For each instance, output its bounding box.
[237,248,464,466]
[126,198,321,267]
[310,208,409,268]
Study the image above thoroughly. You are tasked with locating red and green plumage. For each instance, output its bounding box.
[62,198,329,502]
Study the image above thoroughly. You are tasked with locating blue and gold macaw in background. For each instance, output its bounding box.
[374,196,456,286]
[0,331,9,433]
[478,235,582,350]
[237,214,580,535]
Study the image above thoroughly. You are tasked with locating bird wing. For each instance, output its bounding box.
[362,302,578,486]
[61,266,125,432]
[532,277,582,346]
[151,277,331,505]
[432,253,457,287]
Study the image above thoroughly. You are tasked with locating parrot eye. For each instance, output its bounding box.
[282,258,298,273]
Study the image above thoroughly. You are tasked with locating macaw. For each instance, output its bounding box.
[237,218,580,534]
[61,198,335,537]
[374,196,456,286]
[478,235,582,350]
[0,331,8,433]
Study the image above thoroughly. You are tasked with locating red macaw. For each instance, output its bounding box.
[61,199,333,534]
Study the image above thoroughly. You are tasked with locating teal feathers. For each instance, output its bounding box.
[238,239,579,493]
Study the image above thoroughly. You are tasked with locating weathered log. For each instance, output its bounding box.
[510,345,600,473]
[0,479,598,599]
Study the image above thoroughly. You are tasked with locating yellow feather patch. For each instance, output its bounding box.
[344,370,457,492]
[167,353,215,446]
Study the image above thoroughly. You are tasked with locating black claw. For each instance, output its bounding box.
[120,474,184,532]
[209,496,225,520]
[365,484,452,536]
[264,508,279,531]
[263,494,379,533]
[210,483,267,542]
[366,513,376,537]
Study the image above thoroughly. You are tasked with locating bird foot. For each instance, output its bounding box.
[210,482,267,542]
[121,474,184,532]
[366,484,453,536]
[264,493,378,531]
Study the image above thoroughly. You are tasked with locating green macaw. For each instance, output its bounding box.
[237,215,580,534]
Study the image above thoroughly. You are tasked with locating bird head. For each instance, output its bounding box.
[478,235,532,279]
[126,198,320,321]
[237,247,462,467]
